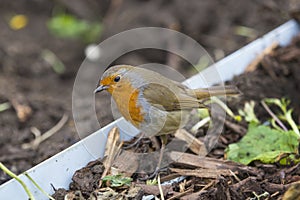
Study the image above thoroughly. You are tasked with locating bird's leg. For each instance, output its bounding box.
[139,135,168,180]
[157,134,167,171]
[123,132,145,150]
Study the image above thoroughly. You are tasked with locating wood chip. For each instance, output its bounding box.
[168,151,260,176]
[169,168,231,179]
[112,150,139,177]
[174,129,207,155]
[135,183,173,196]
[245,42,278,72]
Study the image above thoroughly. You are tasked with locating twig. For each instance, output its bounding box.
[200,180,215,192]
[229,169,241,182]
[245,42,279,72]
[167,188,193,200]
[232,177,257,190]
[99,127,120,187]
[158,175,165,200]
[224,119,247,135]
[0,162,35,200]
[24,172,55,200]
[270,191,280,198]
[30,127,41,138]
[261,101,288,131]
[22,114,68,149]
[122,132,144,149]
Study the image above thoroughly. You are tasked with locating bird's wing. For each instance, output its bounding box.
[142,83,206,111]
[186,85,240,99]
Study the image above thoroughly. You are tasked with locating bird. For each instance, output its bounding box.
[95,65,239,178]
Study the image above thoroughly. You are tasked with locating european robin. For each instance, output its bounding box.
[95,65,239,177]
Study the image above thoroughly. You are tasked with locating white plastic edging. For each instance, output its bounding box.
[0,20,299,200]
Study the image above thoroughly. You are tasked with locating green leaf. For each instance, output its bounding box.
[225,124,299,165]
[146,178,158,185]
[197,108,210,119]
[102,174,132,187]
[47,13,102,43]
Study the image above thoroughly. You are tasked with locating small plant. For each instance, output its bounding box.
[238,101,260,124]
[102,174,132,187]
[264,98,300,136]
[225,98,300,165]
[146,178,158,185]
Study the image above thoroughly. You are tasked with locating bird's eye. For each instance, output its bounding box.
[114,75,121,82]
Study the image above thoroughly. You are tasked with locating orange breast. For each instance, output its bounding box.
[112,82,144,127]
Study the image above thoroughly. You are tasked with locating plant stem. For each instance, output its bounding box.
[285,111,300,137]
[24,172,55,200]
[211,97,240,121]
[190,116,210,134]
[0,162,35,200]
[261,101,288,131]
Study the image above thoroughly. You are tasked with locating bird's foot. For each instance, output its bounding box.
[123,133,145,150]
[138,167,168,181]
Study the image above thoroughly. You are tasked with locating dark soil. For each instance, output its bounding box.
[228,35,300,124]
[0,0,297,194]
[52,30,300,199]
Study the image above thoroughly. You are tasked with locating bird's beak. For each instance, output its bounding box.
[94,85,109,93]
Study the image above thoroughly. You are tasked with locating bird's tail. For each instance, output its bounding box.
[189,85,241,100]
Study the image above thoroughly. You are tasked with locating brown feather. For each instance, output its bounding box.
[143,83,205,111]
[187,85,241,99]
[143,83,240,111]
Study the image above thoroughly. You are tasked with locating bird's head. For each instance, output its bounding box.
[94,65,134,94]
